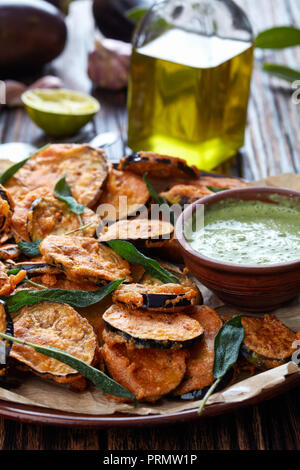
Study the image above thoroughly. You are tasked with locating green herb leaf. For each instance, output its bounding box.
[262,63,300,83]
[126,7,148,22]
[0,279,124,313]
[143,173,175,225]
[198,316,244,415]
[143,173,169,206]
[107,240,180,284]
[18,240,41,257]
[213,315,244,379]
[0,332,135,400]
[54,176,84,215]
[0,144,50,186]
[255,26,300,49]
[207,186,229,193]
[7,269,21,276]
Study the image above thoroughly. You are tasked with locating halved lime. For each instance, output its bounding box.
[22,89,100,137]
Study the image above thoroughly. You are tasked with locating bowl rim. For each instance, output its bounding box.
[175,186,300,273]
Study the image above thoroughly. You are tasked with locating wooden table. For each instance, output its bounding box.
[0,0,299,451]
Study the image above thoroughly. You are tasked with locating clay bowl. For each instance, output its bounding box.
[175,187,300,312]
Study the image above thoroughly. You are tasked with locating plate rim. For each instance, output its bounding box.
[0,371,299,428]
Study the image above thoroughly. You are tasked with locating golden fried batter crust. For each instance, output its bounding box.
[103,304,204,347]
[0,261,26,295]
[160,184,212,205]
[242,315,298,359]
[102,330,188,402]
[174,305,222,396]
[98,218,173,242]
[27,195,100,241]
[40,235,131,284]
[6,144,109,207]
[112,283,198,310]
[98,169,149,221]
[118,152,200,179]
[10,302,97,383]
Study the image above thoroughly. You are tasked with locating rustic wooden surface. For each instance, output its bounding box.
[0,0,299,450]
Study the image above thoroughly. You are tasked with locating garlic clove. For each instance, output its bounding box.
[88,36,132,91]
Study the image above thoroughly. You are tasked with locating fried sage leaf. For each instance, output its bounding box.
[107,240,179,284]
[206,186,228,193]
[18,240,42,257]
[54,176,84,215]
[0,279,124,313]
[143,173,175,225]
[198,316,244,415]
[0,332,134,400]
[0,144,50,186]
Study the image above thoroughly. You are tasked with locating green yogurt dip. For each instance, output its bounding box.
[188,198,300,266]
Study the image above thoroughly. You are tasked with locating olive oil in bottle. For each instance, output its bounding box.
[127,1,254,170]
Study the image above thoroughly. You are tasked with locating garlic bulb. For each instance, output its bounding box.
[88,36,132,91]
[2,75,64,108]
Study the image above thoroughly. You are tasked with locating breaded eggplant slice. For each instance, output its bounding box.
[27,195,100,241]
[7,260,62,278]
[11,186,53,241]
[112,283,199,311]
[98,169,150,222]
[173,306,226,398]
[118,152,200,179]
[0,300,14,377]
[0,244,21,261]
[0,261,26,295]
[98,218,174,243]
[40,235,131,284]
[102,329,188,402]
[0,185,13,234]
[140,261,202,305]
[191,176,249,191]
[10,302,97,385]
[6,144,109,207]
[103,304,204,350]
[241,315,300,370]
[160,184,212,206]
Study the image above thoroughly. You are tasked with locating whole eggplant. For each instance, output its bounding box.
[0,0,67,72]
[92,0,152,43]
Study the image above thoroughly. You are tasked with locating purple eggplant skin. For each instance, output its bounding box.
[92,0,151,43]
[0,0,67,72]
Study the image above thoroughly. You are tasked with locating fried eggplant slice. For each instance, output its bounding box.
[0,300,14,377]
[241,315,300,370]
[0,261,26,295]
[7,261,62,278]
[40,235,131,284]
[140,261,202,305]
[98,169,150,222]
[118,152,200,179]
[27,195,100,241]
[173,305,224,398]
[11,186,53,241]
[103,304,204,350]
[160,184,212,206]
[10,302,97,385]
[112,283,199,311]
[191,175,249,191]
[98,218,174,243]
[6,144,109,207]
[0,244,21,261]
[102,329,188,402]
[0,185,13,234]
